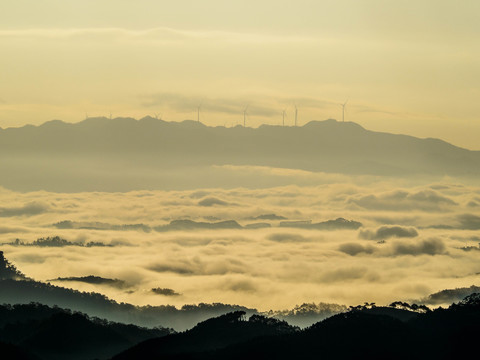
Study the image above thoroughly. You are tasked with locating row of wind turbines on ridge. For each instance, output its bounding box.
[193,100,348,127]
[85,100,349,127]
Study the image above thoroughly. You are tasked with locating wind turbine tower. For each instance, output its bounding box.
[282,109,286,127]
[341,100,348,122]
[197,104,201,123]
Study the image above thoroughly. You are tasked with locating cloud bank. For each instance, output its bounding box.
[359,226,419,241]
[0,177,479,311]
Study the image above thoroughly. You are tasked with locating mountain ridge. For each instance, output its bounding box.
[0,116,472,152]
[1,117,479,192]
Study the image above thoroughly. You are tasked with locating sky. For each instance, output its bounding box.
[0,0,479,149]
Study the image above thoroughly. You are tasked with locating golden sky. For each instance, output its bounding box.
[1,0,479,149]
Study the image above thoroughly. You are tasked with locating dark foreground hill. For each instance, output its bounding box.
[1,117,479,191]
[0,303,171,360]
[0,341,38,360]
[113,311,298,360]
[113,295,480,360]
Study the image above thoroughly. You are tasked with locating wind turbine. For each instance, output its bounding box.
[341,99,348,122]
[197,104,201,123]
[243,105,249,127]
[154,113,163,120]
[282,108,287,127]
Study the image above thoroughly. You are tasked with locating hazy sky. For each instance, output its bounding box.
[1,0,479,149]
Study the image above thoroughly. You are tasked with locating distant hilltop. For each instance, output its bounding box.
[0,117,479,191]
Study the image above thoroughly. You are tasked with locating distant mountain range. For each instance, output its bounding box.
[0,117,478,191]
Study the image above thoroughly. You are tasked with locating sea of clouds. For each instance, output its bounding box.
[1,168,479,311]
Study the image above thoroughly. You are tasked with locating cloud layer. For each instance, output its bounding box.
[359,226,419,241]
[0,176,479,310]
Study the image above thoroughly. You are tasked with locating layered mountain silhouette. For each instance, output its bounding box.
[1,117,478,191]
[114,295,480,360]
[0,303,171,360]
[1,251,349,331]
[3,251,480,359]
[0,251,256,331]
[113,311,298,360]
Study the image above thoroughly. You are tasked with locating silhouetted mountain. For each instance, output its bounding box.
[53,221,152,232]
[251,214,287,220]
[50,276,127,289]
[151,288,181,296]
[113,295,480,360]
[112,311,298,360]
[1,117,479,191]
[0,303,171,360]
[4,236,111,248]
[421,285,480,305]
[51,218,362,233]
[279,217,362,230]
[155,219,242,231]
[154,218,358,231]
